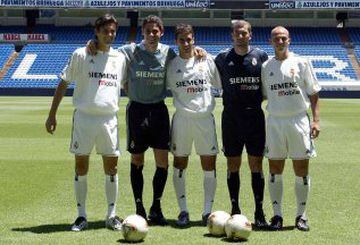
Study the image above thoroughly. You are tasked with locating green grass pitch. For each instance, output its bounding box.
[0,97,359,244]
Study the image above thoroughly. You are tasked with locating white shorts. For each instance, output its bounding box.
[70,110,120,156]
[170,112,219,156]
[265,112,316,160]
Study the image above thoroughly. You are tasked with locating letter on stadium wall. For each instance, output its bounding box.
[12,54,58,80]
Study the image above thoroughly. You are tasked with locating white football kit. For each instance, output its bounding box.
[61,47,126,156]
[167,56,221,156]
[261,53,321,159]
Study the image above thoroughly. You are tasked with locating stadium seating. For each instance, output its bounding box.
[0,44,15,69]
[0,44,81,88]
[0,26,27,33]
[354,47,360,65]
[171,44,357,82]
[135,27,342,45]
[348,28,360,44]
[0,26,358,92]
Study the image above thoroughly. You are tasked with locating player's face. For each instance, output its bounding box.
[95,22,117,46]
[142,23,163,48]
[232,25,251,48]
[176,32,194,57]
[271,29,290,53]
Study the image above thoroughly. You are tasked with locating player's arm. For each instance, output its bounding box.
[208,57,222,88]
[118,44,134,96]
[45,80,69,134]
[303,58,321,138]
[261,64,267,100]
[309,93,320,139]
[46,50,77,134]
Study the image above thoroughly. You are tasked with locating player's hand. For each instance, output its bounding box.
[194,46,207,60]
[123,82,129,95]
[311,121,320,139]
[45,115,57,134]
[86,39,98,56]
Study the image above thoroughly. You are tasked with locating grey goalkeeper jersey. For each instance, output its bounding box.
[120,42,177,104]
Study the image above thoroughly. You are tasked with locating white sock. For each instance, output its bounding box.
[105,174,118,218]
[268,174,283,217]
[295,175,310,218]
[173,167,188,213]
[203,170,216,215]
[74,175,87,218]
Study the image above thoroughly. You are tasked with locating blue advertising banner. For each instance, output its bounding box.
[269,0,360,9]
[0,0,210,8]
[295,0,360,9]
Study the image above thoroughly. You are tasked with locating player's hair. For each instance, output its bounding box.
[94,13,118,31]
[231,19,252,34]
[142,15,164,32]
[175,23,194,39]
[271,26,290,38]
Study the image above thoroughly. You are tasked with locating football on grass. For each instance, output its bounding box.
[122,214,149,242]
[225,214,252,241]
[207,210,231,236]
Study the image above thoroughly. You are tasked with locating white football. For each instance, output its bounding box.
[207,211,231,236]
[225,214,252,241]
[122,214,149,242]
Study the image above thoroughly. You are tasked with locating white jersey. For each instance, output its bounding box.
[261,53,321,117]
[166,56,221,118]
[61,47,126,116]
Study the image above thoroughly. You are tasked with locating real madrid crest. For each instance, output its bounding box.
[252,58,257,66]
[290,68,295,77]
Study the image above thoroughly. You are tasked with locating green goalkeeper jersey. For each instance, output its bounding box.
[120,42,177,104]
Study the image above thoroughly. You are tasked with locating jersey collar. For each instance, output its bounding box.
[140,40,162,53]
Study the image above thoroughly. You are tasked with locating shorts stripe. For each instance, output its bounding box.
[69,109,76,152]
[306,113,315,155]
[125,102,131,151]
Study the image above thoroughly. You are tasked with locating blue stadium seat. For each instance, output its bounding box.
[0,44,15,69]
[348,28,360,44]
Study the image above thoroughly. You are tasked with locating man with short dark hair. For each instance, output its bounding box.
[121,15,176,226]
[167,23,221,226]
[215,20,269,229]
[46,13,126,231]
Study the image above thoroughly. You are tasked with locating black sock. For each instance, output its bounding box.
[130,163,144,207]
[251,172,265,214]
[227,171,240,213]
[152,166,168,211]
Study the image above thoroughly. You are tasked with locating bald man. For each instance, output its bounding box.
[261,26,321,231]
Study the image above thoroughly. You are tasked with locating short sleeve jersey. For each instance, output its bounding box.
[60,47,126,115]
[166,56,221,117]
[261,53,321,117]
[215,47,268,111]
[120,42,177,104]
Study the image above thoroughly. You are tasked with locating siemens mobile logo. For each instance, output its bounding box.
[270,1,295,9]
[89,72,118,80]
[176,79,207,87]
[229,77,260,85]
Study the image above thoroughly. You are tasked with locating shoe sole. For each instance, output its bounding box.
[71,223,88,231]
[296,226,310,231]
[176,221,190,227]
[148,218,168,226]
